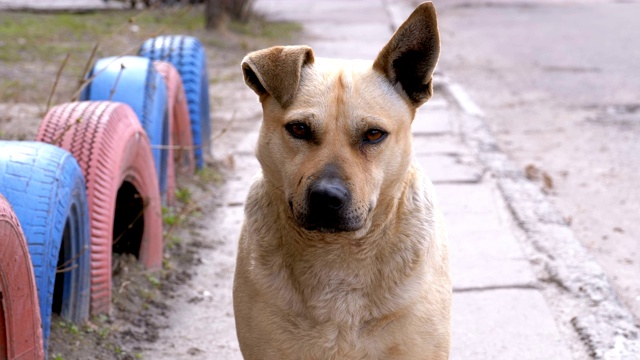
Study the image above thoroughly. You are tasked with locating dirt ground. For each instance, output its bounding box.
[47,171,227,360]
[0,5,300,359]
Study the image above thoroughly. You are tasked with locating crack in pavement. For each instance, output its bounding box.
[453,283,539,293]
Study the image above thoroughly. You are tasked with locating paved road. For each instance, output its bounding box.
[435,0,640,323]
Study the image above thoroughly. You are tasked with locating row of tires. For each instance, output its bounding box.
[0,35,210,358]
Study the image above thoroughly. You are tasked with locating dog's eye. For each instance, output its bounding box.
[285,122,312,140]
[363,129,387,144]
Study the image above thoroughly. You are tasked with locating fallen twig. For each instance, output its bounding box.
[46,53,71,113]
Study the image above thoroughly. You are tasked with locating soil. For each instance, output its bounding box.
[0,5,301,360]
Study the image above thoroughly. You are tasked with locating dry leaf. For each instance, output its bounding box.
[542,171,554,190]
[525,164,539,180]
[564,216,572,226]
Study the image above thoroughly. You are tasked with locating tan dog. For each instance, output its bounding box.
[233,2,451,359]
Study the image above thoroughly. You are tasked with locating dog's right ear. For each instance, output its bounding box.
[241,45,315,108]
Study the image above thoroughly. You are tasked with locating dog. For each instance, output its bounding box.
[233,2,451,359]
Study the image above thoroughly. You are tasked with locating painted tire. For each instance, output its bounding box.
[37,101,163,315]
[0,194,44,360]
[139,35,211,169]
[81,55,170,198]
[154,60,196,205]
[0,141,91,350]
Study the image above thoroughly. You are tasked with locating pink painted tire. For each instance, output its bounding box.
[0,194,44,360]
[153,61,196,205]
[36,101,163,315]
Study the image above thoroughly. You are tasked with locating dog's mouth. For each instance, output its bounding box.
[297,213,364,233]
[288,199,365,234]
[301,214,362,233]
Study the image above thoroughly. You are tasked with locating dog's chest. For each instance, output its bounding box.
[292,321,379,359]
[299,266,371,322]
[272,260,422,357]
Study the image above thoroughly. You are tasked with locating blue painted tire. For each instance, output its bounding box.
[81,55,170,196]
[139,35,211,169]
[0,141,91,351]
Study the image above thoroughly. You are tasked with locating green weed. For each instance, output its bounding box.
[196,167,223,185]
[162,207,178,226]
[145,274,160,288]
[175,187,192,203]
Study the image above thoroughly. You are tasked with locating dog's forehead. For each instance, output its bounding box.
[294,57,411,121]
[305,57,377,88]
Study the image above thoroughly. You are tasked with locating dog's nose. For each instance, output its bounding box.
[309,178,349,211]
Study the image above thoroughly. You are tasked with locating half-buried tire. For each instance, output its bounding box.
[0,193,44,360]
[139,35,211,169]
[0,141,91,350]
[37,101,163,316]
[81,55,170,200]
[154,60,196,205]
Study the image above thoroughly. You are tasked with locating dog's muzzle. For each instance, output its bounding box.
[294,167,362,233]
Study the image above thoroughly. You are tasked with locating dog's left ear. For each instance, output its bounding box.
[373,1,440,107]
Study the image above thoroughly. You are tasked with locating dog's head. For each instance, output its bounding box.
[242,2,439,234]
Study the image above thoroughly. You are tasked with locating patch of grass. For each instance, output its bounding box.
[114,345,123,355]
[0,6,302,103]
[228,18,301,41]
[0,80,29,102]
[162,257,172,270]
[165,234,181,251]
[145,274,161,288]
[99,326,110,340]
[0,7,208,103]
[175,187,192,203]
[56,320,80,336]
[0,9,207,62]
[261,21,303,39]
[162,206,179,226]
[196,166,223,185]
